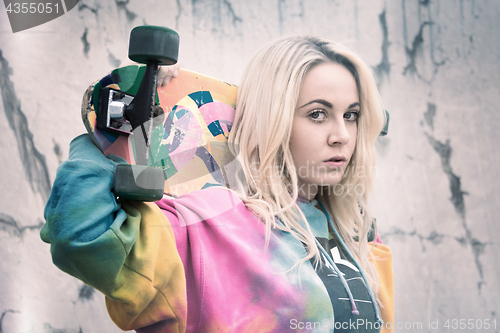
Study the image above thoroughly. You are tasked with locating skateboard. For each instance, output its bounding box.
[81,26,238,201]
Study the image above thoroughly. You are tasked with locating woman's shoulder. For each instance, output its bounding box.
[155,187,256,225]
[160,186,242,205]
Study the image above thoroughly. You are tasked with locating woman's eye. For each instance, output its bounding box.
[309,110,326,122]
[344,111,360,122]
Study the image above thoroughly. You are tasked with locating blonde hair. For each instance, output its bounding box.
[228,36,385,298]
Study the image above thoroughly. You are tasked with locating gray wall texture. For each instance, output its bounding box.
[1,0,499,332]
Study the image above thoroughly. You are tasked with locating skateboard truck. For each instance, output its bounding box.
[96,26,179,201]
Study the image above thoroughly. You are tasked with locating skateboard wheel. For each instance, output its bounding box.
[114,164,165,201]
[128,25,179,65]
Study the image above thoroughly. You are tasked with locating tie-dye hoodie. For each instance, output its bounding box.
[41,134,393,332]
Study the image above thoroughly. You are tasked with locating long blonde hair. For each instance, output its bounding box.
[228,36,385,296]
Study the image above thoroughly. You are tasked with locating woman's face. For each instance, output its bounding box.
[290,61,359,200]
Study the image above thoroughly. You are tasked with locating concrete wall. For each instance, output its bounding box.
[1,0,498,332]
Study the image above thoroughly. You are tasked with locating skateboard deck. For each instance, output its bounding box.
[82,65,238,197]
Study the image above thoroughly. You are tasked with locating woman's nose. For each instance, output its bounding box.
[327,119,351,146]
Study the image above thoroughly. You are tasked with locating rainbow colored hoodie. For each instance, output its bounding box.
[41,134,393,332]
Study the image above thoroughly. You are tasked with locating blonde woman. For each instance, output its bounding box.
[42,36,393,332]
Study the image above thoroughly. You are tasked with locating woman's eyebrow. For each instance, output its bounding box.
[298,100,360,109]
[298,99,333,109]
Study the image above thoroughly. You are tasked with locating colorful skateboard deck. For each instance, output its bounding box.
[82,65,238,197]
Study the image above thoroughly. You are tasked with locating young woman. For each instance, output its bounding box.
[42,36,393,332]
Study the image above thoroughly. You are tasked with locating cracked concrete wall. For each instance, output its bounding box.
[0,0,499,332]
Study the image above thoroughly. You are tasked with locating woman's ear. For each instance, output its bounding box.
[380,110,390,136]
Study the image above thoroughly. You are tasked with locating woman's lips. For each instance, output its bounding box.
[324,160,345,167]
[323,156,346,168]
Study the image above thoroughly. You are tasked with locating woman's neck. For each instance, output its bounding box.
[297,181,318,201]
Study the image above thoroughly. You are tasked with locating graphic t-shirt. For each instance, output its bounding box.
[298,199,379,333]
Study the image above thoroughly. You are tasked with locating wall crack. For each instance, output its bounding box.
[114,0,137,23]
[422,103,486,292]
[175,0,183,31]
[222,0,242,26]
[403,21,432,78]
[373,9,391,85]
[0,49,51,202]
[402,2,447,84]
[81,28,90,58]
[0,310,20,333]
[78,2,98,15]
[43,323,83,333]
[78,284,95,302]
[0,213,44,239]
[191,0,242,36]
[382,228,447,252]
[423,102,436,130]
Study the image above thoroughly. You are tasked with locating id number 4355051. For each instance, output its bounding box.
[5,2,60,14]
[444,319,496,330]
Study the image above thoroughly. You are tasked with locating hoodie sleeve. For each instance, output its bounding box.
[369,243,394,333]
[41,134,187,332]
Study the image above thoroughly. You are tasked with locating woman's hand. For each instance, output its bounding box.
[157,62,180,86]
[119,58,181,86]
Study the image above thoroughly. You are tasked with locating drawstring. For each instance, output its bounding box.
[317,200,383,326]
[314,238,360,316]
